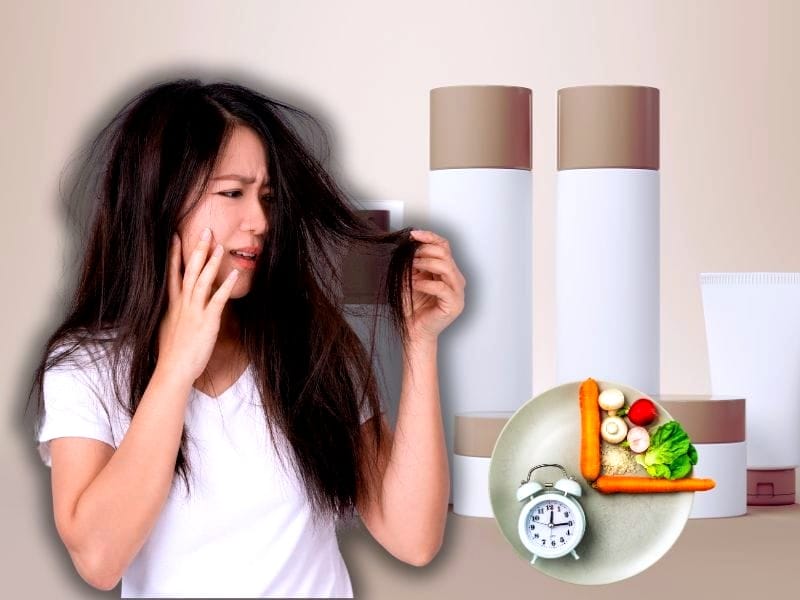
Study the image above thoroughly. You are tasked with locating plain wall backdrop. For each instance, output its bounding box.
[1,0,796,597]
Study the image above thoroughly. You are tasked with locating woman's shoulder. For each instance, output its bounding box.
[45,326,133,398]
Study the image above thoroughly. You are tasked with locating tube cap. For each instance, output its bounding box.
[747,469,796,505]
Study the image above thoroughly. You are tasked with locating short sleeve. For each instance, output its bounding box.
[36,364,115,468]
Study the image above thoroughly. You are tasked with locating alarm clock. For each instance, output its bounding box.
[516,463,587,564]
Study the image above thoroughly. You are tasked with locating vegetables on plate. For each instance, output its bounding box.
[634,420,699,480]
[578,378,715,493]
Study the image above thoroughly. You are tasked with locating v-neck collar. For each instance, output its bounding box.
[192,363,251,401]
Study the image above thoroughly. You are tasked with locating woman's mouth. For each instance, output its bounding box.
[229,250,257,270]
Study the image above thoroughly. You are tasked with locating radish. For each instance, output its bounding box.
[628,398,658,426]
[627,426,651,453]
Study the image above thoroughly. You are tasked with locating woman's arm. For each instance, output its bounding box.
[356,337,450,567]
[49,365,195,590]
[49,230,241,590]
[356,228,463,566]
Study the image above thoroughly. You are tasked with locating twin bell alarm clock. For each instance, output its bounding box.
[516,463,587,564]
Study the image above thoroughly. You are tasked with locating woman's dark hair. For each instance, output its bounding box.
[25,78,422,524]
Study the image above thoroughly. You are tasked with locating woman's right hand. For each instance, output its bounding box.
[156,227,240,382]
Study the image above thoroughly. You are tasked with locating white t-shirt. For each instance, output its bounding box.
[36,342,380,598]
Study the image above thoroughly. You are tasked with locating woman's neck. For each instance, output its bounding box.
[209,304,244,363]
[218,303,241,344]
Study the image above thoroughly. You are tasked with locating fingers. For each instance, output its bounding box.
[181,227,213,306]
[191,243,226,306]
[409,229,466,289]
[413,257,466,290]
[412,243,449,260]
[413,278,465,314]
[409,229,449,247]
[167,234,182,304]
[410,230,454,262]
[208,269,240,313]
[412,279,452,301]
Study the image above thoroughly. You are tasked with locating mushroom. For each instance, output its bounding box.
[626,426,650,453]
[601,416,628,444]
[598,388,625,416]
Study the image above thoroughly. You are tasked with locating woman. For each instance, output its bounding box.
[27,78,465,598]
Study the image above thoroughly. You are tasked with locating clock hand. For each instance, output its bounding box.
[549,510,554,526]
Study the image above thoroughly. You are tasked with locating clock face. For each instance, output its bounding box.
[519,494,585,557]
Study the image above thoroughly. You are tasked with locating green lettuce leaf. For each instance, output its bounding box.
[636,421,698,480]
[669,455,692,479]
[687,444,698,466]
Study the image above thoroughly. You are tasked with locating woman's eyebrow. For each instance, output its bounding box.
[212,174,270,186]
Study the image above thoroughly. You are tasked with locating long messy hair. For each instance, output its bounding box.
[25,78,421,524]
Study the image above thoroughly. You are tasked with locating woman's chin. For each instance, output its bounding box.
[211,277,251,300]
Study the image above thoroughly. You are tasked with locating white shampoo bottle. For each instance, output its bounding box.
[556,85,660,395]
[428,85,533,501]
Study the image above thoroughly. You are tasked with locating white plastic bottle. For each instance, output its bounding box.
[428,85,533,505]
[556,85,660,395]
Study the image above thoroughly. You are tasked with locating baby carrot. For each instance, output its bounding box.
[592,475,716,494]
[579,378,601,482]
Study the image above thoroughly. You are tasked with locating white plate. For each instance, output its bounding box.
[489,380,694,585]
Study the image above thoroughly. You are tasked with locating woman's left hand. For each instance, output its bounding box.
[403,229,466,344]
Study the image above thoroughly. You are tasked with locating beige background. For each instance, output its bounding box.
[1,0,796,597]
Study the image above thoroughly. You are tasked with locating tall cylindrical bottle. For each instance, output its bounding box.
[556,85,660,394]
[428,85,533,496]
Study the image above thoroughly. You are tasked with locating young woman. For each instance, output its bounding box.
[27,78,465,598]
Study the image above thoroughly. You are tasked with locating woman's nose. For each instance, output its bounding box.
[243,191,269,233]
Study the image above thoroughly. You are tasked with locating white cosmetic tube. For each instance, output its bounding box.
[701,272,800,504]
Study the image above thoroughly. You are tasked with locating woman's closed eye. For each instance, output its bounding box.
[219,190,273,202]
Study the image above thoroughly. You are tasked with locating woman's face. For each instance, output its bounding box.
[178,126,270,299]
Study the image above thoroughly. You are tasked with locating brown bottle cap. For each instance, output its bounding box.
[558,85,659,170]
[430,85,532,171]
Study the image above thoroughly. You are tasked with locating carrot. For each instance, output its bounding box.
[592,475,716,494]
[579,378,601,482]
